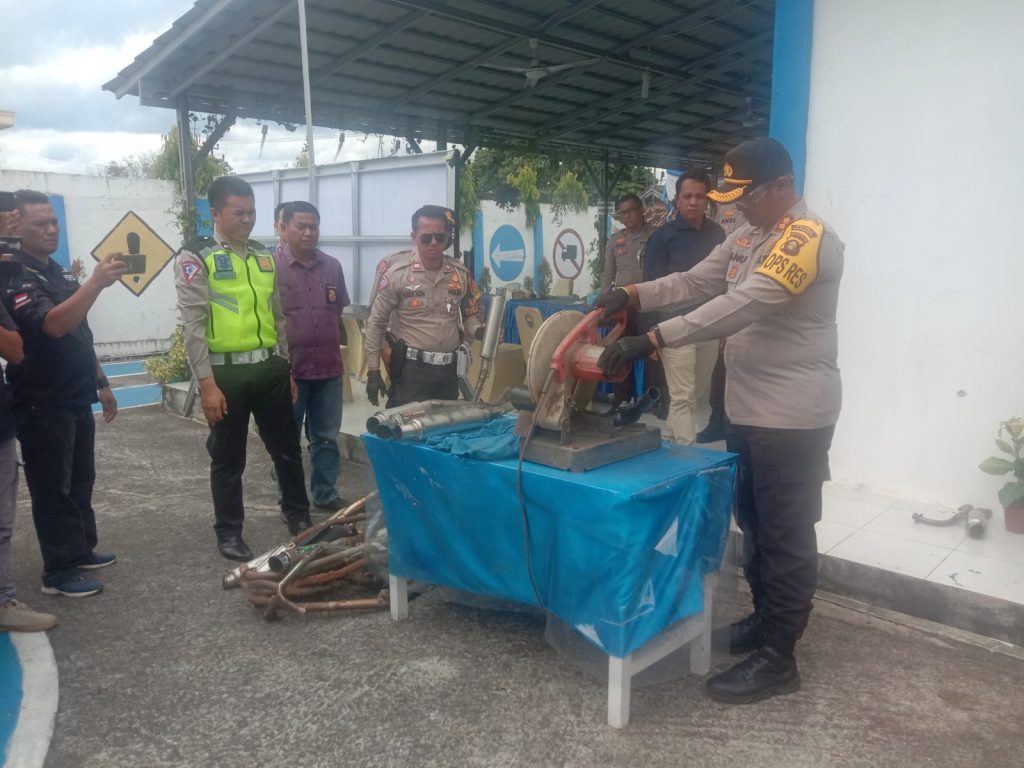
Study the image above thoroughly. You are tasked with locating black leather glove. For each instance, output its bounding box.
[598,334,656,376]
[594,286,631,321]
[366,370,386,406]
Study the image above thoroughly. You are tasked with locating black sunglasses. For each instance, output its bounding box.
[418,233,448,244]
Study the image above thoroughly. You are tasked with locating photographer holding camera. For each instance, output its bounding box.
[0,196,55,629]
[3,190,127,598]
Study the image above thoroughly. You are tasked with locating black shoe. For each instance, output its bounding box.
[287,517,313,536]
[217,537,254,562]
[712,613,762,655]
[696,418,727,443]
[706,646,800,705]
[316,497,351,512]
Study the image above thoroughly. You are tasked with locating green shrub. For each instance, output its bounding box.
[144,326,190,384]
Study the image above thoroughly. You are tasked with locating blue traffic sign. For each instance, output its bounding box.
[488,224,526,282]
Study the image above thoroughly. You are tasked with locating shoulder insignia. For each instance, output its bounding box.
[180,236,215,258]
[247,238,269,252]
[773,215,795,233]
[754,218,823,295]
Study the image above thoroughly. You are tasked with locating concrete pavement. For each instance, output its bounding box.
[8,405,1024,768]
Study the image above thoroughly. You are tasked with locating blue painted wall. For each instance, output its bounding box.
[769,0,814,194]
[47,194,71,269]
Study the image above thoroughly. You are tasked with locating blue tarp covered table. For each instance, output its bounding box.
[363,430,737,726]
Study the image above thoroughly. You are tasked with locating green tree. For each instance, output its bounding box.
[466,147,655,209]
[145,124,233,240]
[149,125,233,196]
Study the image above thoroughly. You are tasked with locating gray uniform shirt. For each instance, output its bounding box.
[600,225,655,292]
[174,233,290,381]
[636,200,843,429]
[364,253,483,369]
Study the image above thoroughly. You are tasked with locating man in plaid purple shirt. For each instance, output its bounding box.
[275,201,351,510]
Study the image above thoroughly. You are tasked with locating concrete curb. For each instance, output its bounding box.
[4,633,58,768]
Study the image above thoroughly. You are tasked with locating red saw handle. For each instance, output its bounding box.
[551,309,628,383]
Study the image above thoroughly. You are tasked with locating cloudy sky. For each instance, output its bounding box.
[0,0,421,176]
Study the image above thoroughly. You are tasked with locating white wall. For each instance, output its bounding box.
[804,0,1024,507]
[0,170,179,357]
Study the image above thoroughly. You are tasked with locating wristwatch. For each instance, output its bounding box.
[97,376,110,390]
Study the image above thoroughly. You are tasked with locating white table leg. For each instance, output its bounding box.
[389,574,408,621]
[607,654,633,728]
[689,574,714,675]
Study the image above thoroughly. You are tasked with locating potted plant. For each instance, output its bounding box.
[978,417,1024,533]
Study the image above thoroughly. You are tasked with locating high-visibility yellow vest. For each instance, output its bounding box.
[199,241,278,354]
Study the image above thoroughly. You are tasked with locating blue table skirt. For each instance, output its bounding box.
[364,432,737,657]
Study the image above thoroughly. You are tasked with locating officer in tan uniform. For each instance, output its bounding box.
[364,206,483,407]
[698,204,747,442]
[596,138,843,706]
[599,194,655,292]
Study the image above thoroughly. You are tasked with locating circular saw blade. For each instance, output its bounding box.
[525,310,586,404]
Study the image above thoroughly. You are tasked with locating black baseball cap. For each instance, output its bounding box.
[707,137,793,204]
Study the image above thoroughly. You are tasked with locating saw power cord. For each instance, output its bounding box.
[517,369,555,611]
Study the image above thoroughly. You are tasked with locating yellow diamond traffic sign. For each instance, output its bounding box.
[90,211,176,297]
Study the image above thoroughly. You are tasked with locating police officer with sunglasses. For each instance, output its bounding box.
[364,206,484,407]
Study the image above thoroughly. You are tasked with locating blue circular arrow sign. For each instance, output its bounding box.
[488,225,527,282]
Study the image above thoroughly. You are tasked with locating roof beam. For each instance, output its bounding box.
[387,0,606,108]
[570,63,768,141]
[113,0,240,98]
[384,0,721,83]
[309,9,427,85]
[539,30,773,140]
[169,0,294,99]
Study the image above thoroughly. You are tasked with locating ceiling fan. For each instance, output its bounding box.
[742,96,767,128]
[481,38,600,89]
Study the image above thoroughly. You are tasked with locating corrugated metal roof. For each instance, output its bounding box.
[104,0,774,167]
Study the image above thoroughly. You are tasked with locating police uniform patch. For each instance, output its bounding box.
[377,273,390,292]
[447,273,463,296]
[12,292,31,311]
[727,265,740,281]
[782,239,802,256]
[326,285,337,305]
[774,215,795,233]
[735,237,752,248]
[181,261,201,284]
[256,254,275,272]
[754,219,824,295]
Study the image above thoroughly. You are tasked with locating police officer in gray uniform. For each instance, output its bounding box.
[596,138,844,705]
[364,206,484,407]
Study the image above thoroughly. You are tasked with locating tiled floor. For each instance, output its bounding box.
[340,371,1024,610]
[819,482,1024,607]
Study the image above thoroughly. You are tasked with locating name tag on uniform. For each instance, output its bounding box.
[256,254,275,272]
[214,254,235,280]
[325,284,337,305]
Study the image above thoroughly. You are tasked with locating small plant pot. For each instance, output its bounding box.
[1005,501,1024,534]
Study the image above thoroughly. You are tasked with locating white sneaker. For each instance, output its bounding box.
[0,600,58,632]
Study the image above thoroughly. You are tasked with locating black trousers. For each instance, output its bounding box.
[388,359,458,407]
[726,423,835,646]
[208,355,309,538]
[15,405,98,585]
